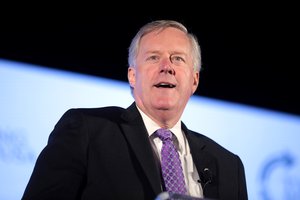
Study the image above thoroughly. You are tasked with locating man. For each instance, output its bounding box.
[22,20,248,200]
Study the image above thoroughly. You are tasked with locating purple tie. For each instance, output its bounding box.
[156,128,187,195]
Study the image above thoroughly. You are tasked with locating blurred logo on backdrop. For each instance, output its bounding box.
[0,128,36,163]
[260,151,300,200]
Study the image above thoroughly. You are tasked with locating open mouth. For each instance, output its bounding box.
[154,83,176,88]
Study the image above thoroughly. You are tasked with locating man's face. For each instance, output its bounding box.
[128,27,199,119]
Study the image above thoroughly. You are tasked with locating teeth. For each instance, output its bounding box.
[155,83,175,88]
[160,83,169,86]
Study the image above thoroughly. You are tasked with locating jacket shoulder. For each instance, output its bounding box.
[64,106,126,121]
[188,129,239,159]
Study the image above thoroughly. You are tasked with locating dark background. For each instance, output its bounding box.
[1,13,299,116]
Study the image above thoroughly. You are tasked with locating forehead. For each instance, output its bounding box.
[139,27,191,54]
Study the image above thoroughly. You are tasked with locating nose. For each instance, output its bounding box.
[160,57,175,75]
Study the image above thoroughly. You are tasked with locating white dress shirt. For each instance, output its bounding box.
[136,106,203,198]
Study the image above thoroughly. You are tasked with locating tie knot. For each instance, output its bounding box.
[156,128,172,141]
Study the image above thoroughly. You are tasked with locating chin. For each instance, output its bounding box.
[153,102,175,111]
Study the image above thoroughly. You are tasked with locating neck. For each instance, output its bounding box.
[153,110,180,129]
[137,105,182,129]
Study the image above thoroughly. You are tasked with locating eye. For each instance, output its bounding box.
[146,55,160,63]
[170,55,185,65]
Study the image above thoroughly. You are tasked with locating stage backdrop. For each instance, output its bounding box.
[1,59,299,200]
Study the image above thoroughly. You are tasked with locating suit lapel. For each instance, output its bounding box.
[183,123,219,199]
[120,103,162,195]
[119,103,219,198]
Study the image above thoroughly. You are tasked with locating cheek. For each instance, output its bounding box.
[180,71,197,92]
[139,68,155,81]
[135,70,152,89]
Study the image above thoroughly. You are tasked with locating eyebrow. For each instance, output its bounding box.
[144,50,187,56]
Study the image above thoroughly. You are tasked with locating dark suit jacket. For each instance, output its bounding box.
[22,102,248,200]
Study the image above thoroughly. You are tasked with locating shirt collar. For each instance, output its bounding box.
[136,105,184,151]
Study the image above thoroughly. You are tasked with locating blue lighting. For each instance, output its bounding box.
[1,59,299,200]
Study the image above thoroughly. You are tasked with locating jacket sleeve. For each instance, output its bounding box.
[22,109,88,200]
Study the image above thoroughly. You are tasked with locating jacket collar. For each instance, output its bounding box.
[183,123,219,199]
[120,102,219,199]
[120,102,162,195]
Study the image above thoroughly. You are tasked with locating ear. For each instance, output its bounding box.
[128,67,136,88]
[192,71,199,94]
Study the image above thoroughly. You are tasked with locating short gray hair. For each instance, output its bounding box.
[128,20,202,72]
